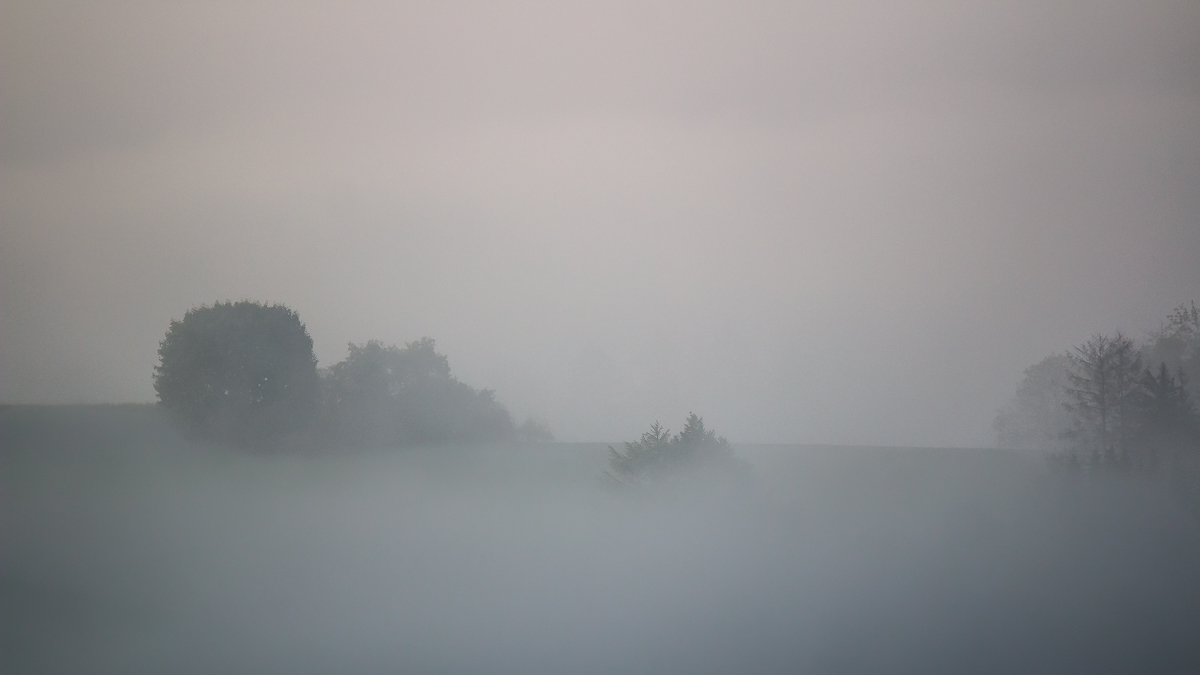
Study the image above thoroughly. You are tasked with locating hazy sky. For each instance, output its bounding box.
[3,0,1198,445]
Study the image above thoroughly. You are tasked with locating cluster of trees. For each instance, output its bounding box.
[153,301,551,448]
[607,413,747,488]
[995,302,1200,467]
[322,339,524,446]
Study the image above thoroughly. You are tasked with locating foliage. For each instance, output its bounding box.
[607,413,743,488]
[1143,301,1200,401]
[993,354,1074,451]
[996,303,1200,470]
[517,417,555,443]
[1135,363,1197,463]
[322,339,517,445]
[153,301,320,445]
[154,298,549,449]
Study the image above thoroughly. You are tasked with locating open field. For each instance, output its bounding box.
[3,405,1199,674]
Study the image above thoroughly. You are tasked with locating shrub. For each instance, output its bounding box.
[607,413,744,488]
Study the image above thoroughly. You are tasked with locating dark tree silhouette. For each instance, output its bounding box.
[607,413,743,488]
[996,303,1200,472]
[1066,333,1142,465]
[153,301,319,445]
[1144,301,1200,401]
[1135,363,1198,464]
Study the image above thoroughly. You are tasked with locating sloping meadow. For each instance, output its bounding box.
[3,406,1199,674]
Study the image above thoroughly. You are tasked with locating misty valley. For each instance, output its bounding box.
[6,2,1200,672]
[4,406,1199,674]
[4,300,1200,673]
[3,299,1200,675]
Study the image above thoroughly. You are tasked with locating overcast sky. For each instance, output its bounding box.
[2,0,1198,445]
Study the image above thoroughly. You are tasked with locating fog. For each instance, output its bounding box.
[3,406,1199,673]
[3,3,1200,670]
[3,1,1199,445]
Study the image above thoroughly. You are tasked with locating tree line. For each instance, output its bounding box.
[153,301,740,488]
[153,301,551,448]
[995,302,1200,468]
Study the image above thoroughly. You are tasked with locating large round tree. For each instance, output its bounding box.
[154,301,319,445]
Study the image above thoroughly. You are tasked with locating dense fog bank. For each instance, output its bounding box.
[3,407,1200,674]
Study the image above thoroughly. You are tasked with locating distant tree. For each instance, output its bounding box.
[1142,301,1200,401]
[997,303,1200,470]
[607,413,744,488]
[993,354,1074,451]
[154,301,319,445]
[323,338,516,445]
[608,421,674,486]
[1066,333,1143,465]
[1134,363,1198,465]
[517,417,555,443]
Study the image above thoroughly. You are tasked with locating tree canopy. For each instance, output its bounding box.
[153,301,551,449]
[1143,301,1200,401]
[322,339,518,446]
[992,354,1074,452]
[154,301,320,445]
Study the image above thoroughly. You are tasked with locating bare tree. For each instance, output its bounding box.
[1066,333,1142,465]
